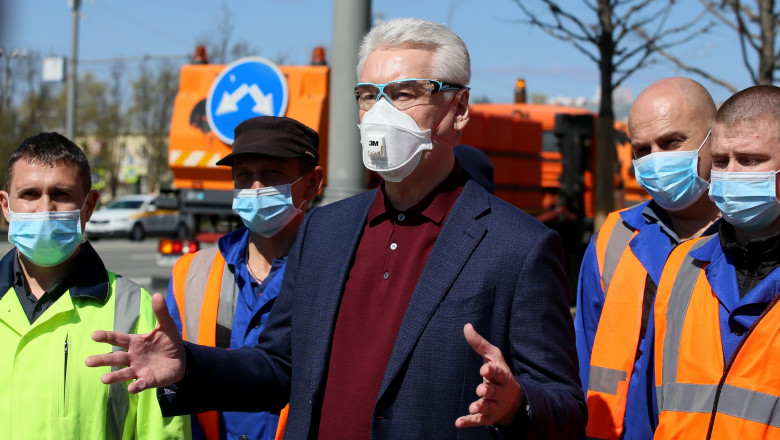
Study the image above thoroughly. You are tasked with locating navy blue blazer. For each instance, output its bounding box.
[160,180,586,439]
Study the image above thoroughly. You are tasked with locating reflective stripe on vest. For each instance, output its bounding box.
[586,210,642,440]
[172,247,237,346]
[655,234,780,439]
[596,210,636,297]
[106,274,143,440]
[171,246,237,440]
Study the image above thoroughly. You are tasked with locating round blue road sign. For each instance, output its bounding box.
[206,57,289,144]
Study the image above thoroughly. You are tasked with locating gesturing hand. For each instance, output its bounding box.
[455,323,526,429]
[85,293,186,394]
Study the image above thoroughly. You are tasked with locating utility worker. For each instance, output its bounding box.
[574,77,721,439]
[0,132,190,439]
[647,85,780,438]
[166,116,323,440]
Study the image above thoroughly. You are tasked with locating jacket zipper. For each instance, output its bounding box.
[63,335,69,409]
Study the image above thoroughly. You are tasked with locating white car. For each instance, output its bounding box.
[86,194,191,241]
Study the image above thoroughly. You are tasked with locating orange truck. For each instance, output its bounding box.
[461,87,649,291]
[155,50,647,296]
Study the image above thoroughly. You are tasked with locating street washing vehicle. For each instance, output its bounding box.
[154,47,647,295]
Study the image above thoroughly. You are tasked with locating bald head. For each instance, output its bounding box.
[628,77,716,179]
[629,77,715,140]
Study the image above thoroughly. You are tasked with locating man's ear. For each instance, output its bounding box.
[304,166,325,201]
[0,190,10,223]
[453,89,470,132]
[82,190,100,222]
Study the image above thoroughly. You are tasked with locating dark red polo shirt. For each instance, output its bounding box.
[317,167,465,439]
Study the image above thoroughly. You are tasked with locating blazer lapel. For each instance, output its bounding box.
[377,182,490,397]
[304,189,377,388]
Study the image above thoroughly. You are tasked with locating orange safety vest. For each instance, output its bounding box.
[586,208,645,440]
[654,235,780,439]
[172,246,288,440]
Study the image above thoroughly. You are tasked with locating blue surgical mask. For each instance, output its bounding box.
[8,204,85,267]
[709,170,780,231]
[632,132,710,211]
[232,177,304,238]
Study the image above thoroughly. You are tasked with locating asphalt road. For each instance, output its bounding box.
[0,237,175,295]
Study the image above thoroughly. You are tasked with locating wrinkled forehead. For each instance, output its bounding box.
[9,157,81,181]
[712,117,780,150]
[714,116,780,136]
[360,48,436,83]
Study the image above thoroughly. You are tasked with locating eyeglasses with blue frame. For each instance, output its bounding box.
[354,78,469,111]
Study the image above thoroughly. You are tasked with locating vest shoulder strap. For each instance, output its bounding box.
[180,246,238,347]
[182,246,237,440]
[182,246,220,343]
[171,252,195,340]
[107,273,143,440]
[656,235,716,411]
[596,210,636,297]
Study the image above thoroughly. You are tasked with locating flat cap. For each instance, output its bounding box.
[216,116,320,166]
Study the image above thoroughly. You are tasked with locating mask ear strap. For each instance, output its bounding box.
[431,89,465,149]
[79,192,93,212]
[697,130,712,152]
[290,175,310,211]
[289,176,303,187]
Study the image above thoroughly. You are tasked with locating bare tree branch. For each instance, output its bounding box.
[513,0,597,45]
[644,0,779,88]
[698,0,740,32]
[634,27,739,93]
[511,0,601,63]
[733,1,762,55]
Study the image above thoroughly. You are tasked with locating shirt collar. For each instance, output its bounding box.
[621,199,719,244]
[218,226,288,271]
[61,242,111,302]
[718,220,780,269]
[219,227,252,267]
[1,242,110,303]
[367,161,465,226]
[642,200,681,242]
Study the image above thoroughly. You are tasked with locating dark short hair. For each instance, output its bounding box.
[6,132,92,194]
[715,85,780,130]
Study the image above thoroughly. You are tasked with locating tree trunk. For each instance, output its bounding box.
[594,0,616,230]
[758,0,776,85]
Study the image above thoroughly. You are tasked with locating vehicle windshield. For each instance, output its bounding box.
[106,200,145,210]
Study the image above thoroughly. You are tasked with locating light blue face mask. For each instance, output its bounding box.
[632,132,710,211]
[709,170,780,231]
[8,203,85,267]
[232,177,304,238]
